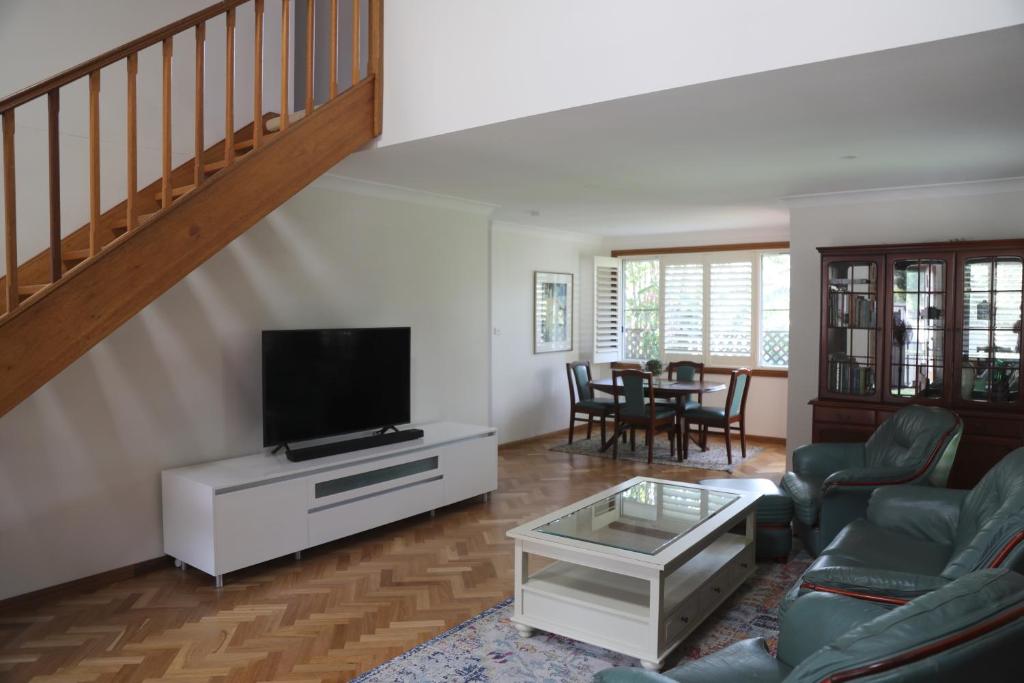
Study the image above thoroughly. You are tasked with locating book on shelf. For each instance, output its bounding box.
[828,356,875,395]
[829,291,878,328]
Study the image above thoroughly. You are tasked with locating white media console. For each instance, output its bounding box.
[162,422,497,586]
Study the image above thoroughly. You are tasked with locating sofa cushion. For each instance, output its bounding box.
[813,519,952,577]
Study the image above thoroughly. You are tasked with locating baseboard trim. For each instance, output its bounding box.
[500,427,785,448]
[0,555,170,610]
[499,428,570,449]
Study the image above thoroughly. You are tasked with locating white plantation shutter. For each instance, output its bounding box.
[593,256,622,363]
[709,259,753,358]
[664,263,704,355]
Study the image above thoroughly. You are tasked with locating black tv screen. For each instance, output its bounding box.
[262,327,411,447]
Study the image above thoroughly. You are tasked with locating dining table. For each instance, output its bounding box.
[589,376,728,452]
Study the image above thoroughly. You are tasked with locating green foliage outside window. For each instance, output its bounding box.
[624,260,660,360]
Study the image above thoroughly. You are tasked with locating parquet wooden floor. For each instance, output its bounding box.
[0,433,785,682]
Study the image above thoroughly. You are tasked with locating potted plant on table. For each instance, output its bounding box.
[645,359,664,378]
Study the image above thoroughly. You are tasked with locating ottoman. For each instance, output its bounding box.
[700,477,794,562]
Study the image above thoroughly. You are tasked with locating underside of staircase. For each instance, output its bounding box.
[0,0,382,418]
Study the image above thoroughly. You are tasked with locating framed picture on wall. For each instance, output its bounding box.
[534,271,573,353]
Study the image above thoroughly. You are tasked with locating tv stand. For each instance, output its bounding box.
[280,428,425,462]
[162,422,497,587]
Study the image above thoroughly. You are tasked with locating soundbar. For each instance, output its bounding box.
[284,428,426,462]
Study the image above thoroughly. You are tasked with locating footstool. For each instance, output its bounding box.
[699,478,793,562]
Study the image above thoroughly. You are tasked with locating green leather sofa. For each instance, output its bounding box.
[782,405,962,556]
[782,447,1024,612]
[594,569,1024,683]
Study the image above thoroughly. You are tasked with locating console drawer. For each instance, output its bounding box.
[308,476,443,547]
[307,450,441,509]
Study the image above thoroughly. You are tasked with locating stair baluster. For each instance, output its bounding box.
[47,91,61,281]
[225,8,237,168]
[2,109,16,314]
[253,1,264,150]
[194,23,206,187]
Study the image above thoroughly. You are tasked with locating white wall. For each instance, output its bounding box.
[0,180,491,600]
[786,179,1024,452]
[490,222,603,444]
[0,0,286,264]
[379,0,1024,146]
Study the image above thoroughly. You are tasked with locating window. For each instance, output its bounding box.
[593,256,622,363]
[622,259,660,360]
[604,248,789,369]
[760,253,790,367]
[664,263,703,354]
[709,260,753,357]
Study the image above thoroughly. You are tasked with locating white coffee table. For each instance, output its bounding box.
[506,477,760,671]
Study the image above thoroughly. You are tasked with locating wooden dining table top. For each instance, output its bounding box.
[590,376,727,396]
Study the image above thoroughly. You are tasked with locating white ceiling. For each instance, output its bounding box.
[332,25,1024,237]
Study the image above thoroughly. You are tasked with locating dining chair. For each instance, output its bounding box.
[667,360,706,453]
[565,361,614,444]
[681,368,752,464]
[611,369,678,464]
[609,361,642,442]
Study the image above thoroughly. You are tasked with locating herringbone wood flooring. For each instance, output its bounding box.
[0,432,784,682]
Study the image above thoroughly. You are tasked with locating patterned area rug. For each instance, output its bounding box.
[549,437,761,473]
[353,554,811,682]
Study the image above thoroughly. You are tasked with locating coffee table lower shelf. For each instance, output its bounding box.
[512,534,755,670]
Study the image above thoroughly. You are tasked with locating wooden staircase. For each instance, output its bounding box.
[0,0,382,418]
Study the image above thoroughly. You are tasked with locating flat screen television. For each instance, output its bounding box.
[262,327,411,448]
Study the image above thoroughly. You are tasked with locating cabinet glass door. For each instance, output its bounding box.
[889,258,948,400]
[959,256,1022,404]
[825,261,879,397]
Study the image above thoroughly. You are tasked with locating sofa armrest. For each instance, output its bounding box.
[800,566,949,604]
[792,442,866,479]
[823,465,921,490]
[866,485,966,545]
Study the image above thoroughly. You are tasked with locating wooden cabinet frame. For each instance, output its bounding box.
[812,239,1024,488]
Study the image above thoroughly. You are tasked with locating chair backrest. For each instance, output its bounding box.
[610,361,643,371]
[725,368,752,418]
[787,569,1024,683]
[612,369,654,418]
[667,360,703,382]
[943,448,1024,579]
[566,361,593,403]
[863,406,962,486]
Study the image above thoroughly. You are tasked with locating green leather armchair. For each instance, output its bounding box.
[594,569,1024,683]
[782,447,1024,612]
[782,405,962,556]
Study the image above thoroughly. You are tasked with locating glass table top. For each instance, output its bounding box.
[534,481,740,555]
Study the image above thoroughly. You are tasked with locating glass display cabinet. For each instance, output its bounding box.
[887,255,953,402]
[820,258,882,401]
[813,240,1024,489]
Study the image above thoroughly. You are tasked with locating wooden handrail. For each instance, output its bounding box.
[0,0,252,113]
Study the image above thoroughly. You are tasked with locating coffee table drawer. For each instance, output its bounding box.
[521,588,647,652]
[663,594,702,644]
